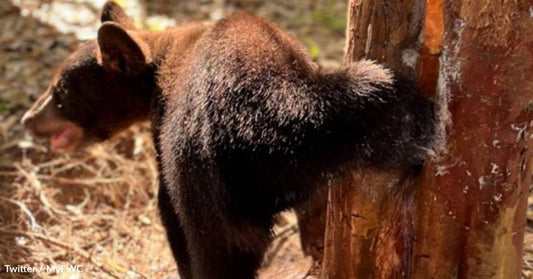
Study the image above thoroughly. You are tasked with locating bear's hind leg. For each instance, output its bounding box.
[295,186,328,263]
[158,184,193,279]
[185,214,272,279]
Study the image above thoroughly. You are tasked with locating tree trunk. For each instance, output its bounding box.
[322,0,533,278]
[344,0,426,79]
[322,1,426,278]
[411,1,533,278]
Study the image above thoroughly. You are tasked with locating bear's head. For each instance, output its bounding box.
[21,1,154,153]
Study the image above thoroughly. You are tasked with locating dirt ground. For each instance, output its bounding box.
[0,1,532,279]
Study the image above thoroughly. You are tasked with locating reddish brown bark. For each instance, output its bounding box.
[419,0,443,95]
[322,1,426,278]
[322,0,533,278]
[344,0,426,79]
[411,1,533,277]
[323,170,410,279]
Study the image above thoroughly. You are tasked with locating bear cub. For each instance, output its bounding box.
[22,1,436,279]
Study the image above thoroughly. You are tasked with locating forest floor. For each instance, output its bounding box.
[0,1,532,279]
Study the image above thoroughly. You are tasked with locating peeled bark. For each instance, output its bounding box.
[322,169,411,279]
[411,1,533,277]
[344,0,425,79]
[322,0,533,278]
[322,1,426,278]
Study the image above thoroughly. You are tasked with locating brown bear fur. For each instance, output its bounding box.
[22,2,435,278]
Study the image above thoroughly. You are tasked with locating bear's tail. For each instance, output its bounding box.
[308,60,436,170]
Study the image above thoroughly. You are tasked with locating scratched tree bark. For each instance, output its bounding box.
[344,0,426,80]
[411,0,533,278]
[322,0,533,278]
[322,0,426,278]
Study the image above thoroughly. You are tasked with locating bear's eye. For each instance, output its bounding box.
[52,89,65,109]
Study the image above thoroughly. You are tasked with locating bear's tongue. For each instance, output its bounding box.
[50,126,76,151]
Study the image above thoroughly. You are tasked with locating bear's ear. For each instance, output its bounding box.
[97,22,151,75]
[100,1,136,30]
